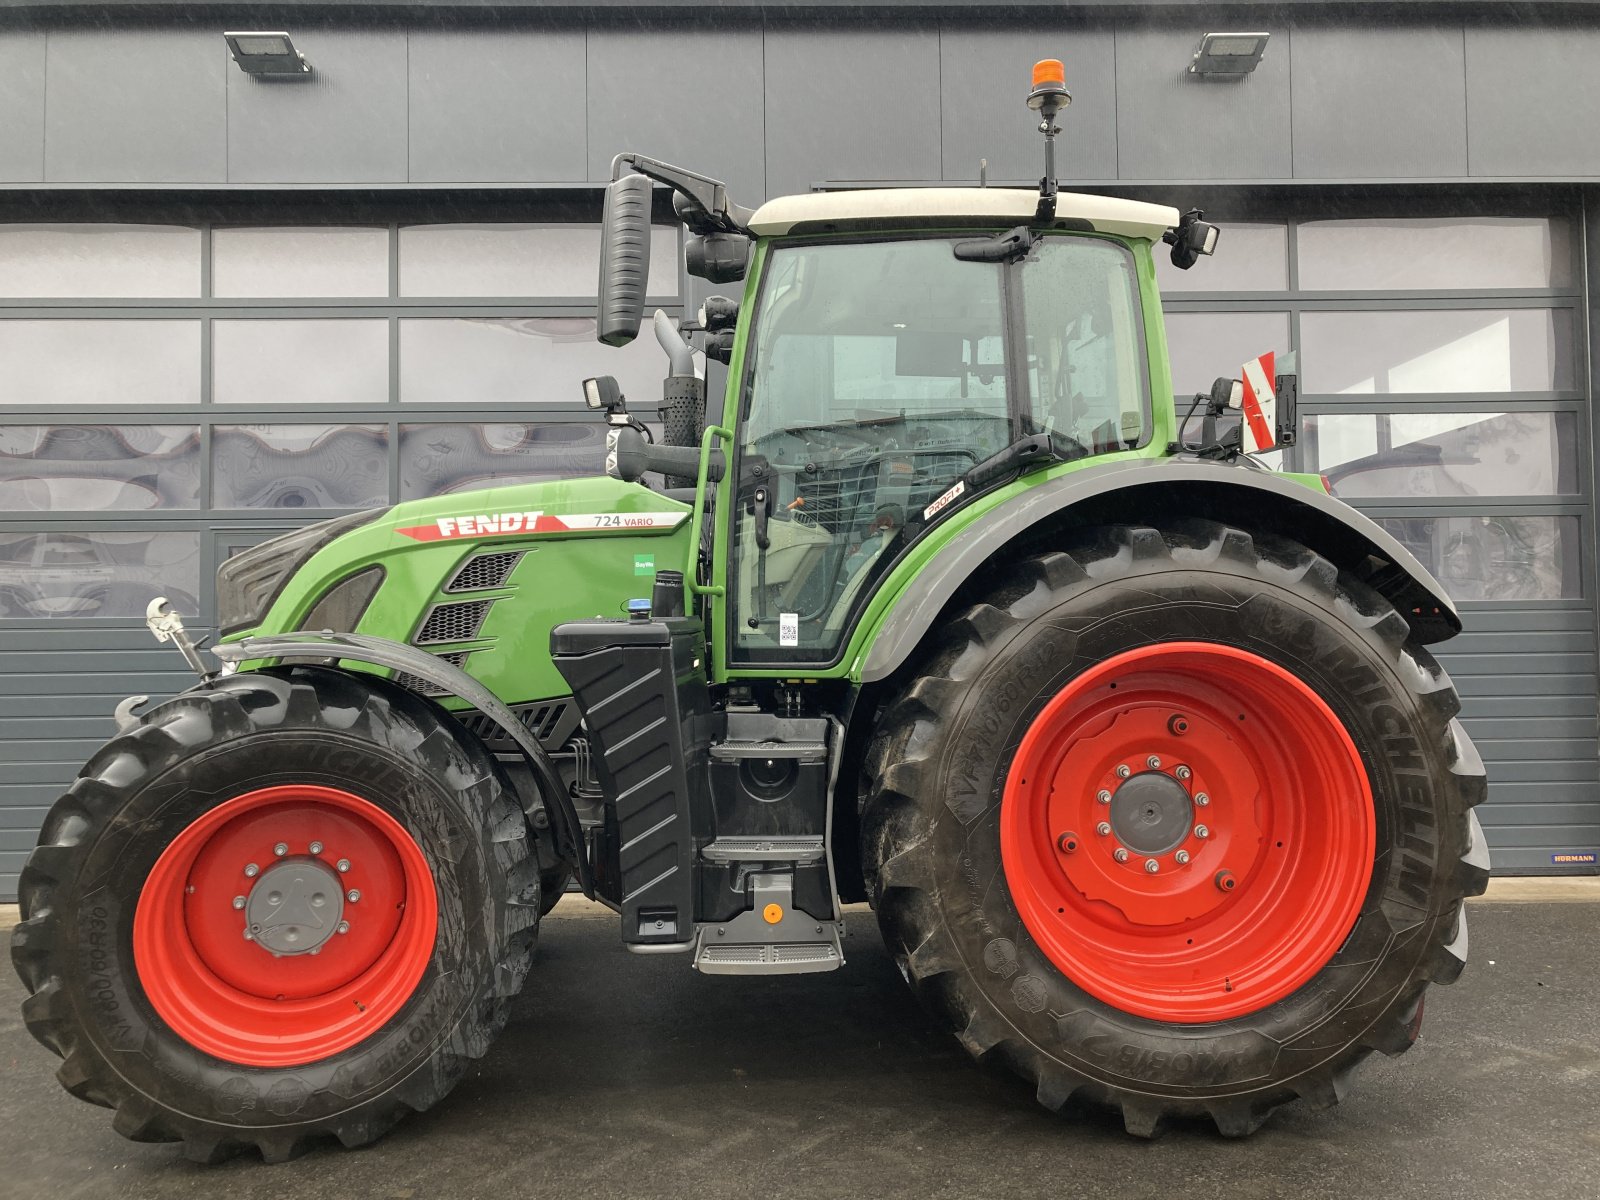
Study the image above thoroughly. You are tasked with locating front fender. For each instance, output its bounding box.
[856,457,1461,684]
[211,631,591,895]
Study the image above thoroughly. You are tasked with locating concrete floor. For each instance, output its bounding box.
[2,897,1597,1200]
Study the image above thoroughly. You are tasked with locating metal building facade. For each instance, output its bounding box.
[2,1,1598,899]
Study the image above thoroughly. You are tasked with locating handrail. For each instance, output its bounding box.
[686,423,733,597]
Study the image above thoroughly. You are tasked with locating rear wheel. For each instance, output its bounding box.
[11,666,539,1162]
[862,522,1488,1136]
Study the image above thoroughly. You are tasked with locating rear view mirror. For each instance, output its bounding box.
[597,174,654,347]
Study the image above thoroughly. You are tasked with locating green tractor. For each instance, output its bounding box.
[12,63,1487,1161]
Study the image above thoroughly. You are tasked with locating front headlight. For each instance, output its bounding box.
[218,508,388,635]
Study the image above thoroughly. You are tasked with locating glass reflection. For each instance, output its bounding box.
[213,426,389,509]
[399,423,608,498]
[1376,515,1578,601]
[1310,412,1577,498]
[0,426,200,510]
[0,531,200,619]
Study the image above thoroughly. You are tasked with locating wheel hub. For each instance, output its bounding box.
[1000,642,1375,1022]
[1109,771,1193,855]
[244,857,345,956]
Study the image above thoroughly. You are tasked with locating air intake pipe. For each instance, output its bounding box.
[654,309,705,489]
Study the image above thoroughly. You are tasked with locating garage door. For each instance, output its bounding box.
[0,199,683,901]
[1160,208,1598,874]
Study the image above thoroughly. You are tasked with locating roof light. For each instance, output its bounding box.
[224,31,313,78]
[1189,32,1270,78]
[1027,59,1070,111]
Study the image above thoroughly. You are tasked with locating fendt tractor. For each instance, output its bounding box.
[13,63,1487,1162]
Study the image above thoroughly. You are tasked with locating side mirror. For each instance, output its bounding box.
[597,174,654,347]
[1163,208,1220,270]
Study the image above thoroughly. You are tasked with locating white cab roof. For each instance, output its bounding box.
[748,187,1179,241]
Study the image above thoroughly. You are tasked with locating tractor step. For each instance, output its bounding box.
[690,871,844,975]
[701,835,826,863]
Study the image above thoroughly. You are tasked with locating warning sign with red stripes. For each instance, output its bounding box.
[1239,351,1277,454]
[396,510,688,542]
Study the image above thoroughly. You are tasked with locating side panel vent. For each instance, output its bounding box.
[456,700,579,751]
[447,551,523,593]
[392,650,470,697]
[416,599,492,644]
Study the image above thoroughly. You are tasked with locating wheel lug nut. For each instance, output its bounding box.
[1096,822,1111,837]
[273,843,288,858]
[1175,849,1191,865]
[1096,790,1111,805]
[336,921,350,935]
[1116,765,1131,779]
[1195,824,1211,839]
[347,889,361,903]
[1147,755,1161,769]
[309,841,324,855]
[1195,793,1210,807]
[1175,765,1191,781]
[1144,859,1159,874]
[1215,870,1237,892]
[336,858,351,873]
[244,863,260,878]
[232,895,246,910]
[1113,848,1130,864]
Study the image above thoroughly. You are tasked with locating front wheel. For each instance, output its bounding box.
[862,522,1488,1136]
[11,666,539,1162]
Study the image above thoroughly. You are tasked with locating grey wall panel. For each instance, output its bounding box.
[1466,27,1600,178]
[228,30,408,183]
[409,28,587,184]
[1290,25,1467,179]
[939,28,1116,183]
[762,26,942,198]
[0,32,45,183]
[587,23,766,203]
[44,29,225,183]
[1114,25,1293,181]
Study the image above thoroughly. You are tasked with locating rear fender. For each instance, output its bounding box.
[857,457,1460,684]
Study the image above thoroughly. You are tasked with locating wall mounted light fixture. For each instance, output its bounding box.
[224,32,313,78]
[1189,32,1270,79]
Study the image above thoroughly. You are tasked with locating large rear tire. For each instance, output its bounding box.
[862,521,1488,1136]
[10,666,539,1162]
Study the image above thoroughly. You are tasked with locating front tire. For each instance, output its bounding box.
[862,522,1488,1136]
[11,666,539,1162]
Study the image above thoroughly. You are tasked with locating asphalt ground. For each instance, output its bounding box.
[1,894,1596,1200]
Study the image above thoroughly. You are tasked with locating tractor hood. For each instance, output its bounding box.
[220,476,692,706]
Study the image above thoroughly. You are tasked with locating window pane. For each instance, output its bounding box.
[1298,218,1573,291]
[213,320,390,406]
[1155,223,1288,294]
[1373,515,1580,601]
[399,318,663,407]
[399,224,680,297]
[0,224,200,297]
[213,425,389,509]
[0,320,200,406]
[0,531,200,619]
[1308,411,1578,499]
[398,422,609,498]
[212,227,390,298]
[1302,309,1574,394]
[0,425,199,510]
[1163,311,1290,394]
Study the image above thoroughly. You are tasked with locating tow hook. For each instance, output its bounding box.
[144,596,218,681]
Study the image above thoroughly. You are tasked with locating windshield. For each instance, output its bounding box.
[731,233,1149,664]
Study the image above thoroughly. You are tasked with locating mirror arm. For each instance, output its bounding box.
[610,153,753,233]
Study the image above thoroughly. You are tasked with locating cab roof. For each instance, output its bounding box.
[747,187,1180,242]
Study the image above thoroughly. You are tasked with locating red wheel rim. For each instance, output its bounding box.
[133,785,437,1067]
[1000,642,1374,1023]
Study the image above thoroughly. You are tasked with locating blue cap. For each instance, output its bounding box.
[627,598,652,619]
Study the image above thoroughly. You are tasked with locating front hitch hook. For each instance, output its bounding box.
[145,596,216,681]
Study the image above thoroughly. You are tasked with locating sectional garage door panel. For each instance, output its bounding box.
[1437,607,1600,873]
[0,628,199,900]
